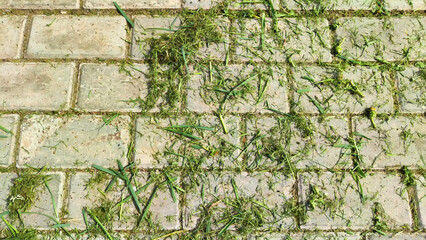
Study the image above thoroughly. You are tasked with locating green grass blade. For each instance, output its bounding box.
[138,186,158,226]
[306,94,325,114]
[0,125,11,134]
[43,178,58,219]
[117,160,142,214]
[92,164,125,180]
[113,2,134,28]
[85,208,114,240]
[0,135,7,138]
[114,180,154,209]
[105,176,117,192]
[163,128,202,141]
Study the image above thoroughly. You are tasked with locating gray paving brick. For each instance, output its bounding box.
[27,16,127,59]
[416,176,426,229]
[234,18,332,62]
[135,116,240,168]
[0,62,74,111]
[20,173,65,229]
[396,67,425,113]
[254,233,361,239]
[299,172,411,229]
[279,0,374,10]
[183,172,296,231]
[66,172,179,230]
[131,16,229,61]
[0,16,26,59]
[0,0,79,9]
[352,116,425,169]
[292,66,394,114]
[187,64,289,113]
[367,233,426,240]
[0,173,15,213]
[18,115,131,169]
[246,116,351,170]
[0,115,18,166]
[84,0,180,9]
[336,17,426,61]
[77,63,151,112]
[385,0,426,10]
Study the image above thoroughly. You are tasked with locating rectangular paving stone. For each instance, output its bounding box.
[18,115,131,169]
[0,115,18,166]
[27,16,127,59]
[131,16,229,61]
[84,0,180,9]
[135,116,240,168]
[0,173,15,213]
[19,172,65,229]
[187,64,289,113]
[66,172,179,230]
[385,0,426,10]
[396,67,425,113]
[292,66,394,114]
[246,116,351,170]
[253,233,361,239]
[336,17,426,61]
[78,63,151,112]
[0,62,74,111]
[0,0,79,9]
[416,176,426,229]
[352,116,425,169]
[234,18,332,62]
[368,233,426,240]
[0,16,26,59]
[279,0,374,10]
[183,172,296,231]
[299,172,411,229]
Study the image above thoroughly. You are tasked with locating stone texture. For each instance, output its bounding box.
[66,172,179,230]
[131,16,229,61]
[299,172,411,229]
[183,172,296,230]
[0,173,15,212]
[416,176,426,229]
[246,117,351,170]
[352,116,425,169]
[0,115,18,166]
[0,0,79,9]
[135,116,240,168]
[77,63,151,112]
[84,0,180,9]
[0,63,74,111]
[234,18,332,62]
[368,234,426,240]
[0,16,26,59]
[254,233,361,239]
[18,115,131,169]
[187,64,289,113]
[27,16,127,59]
[396,67,425,113]
[336,17,426,61]
[292,66,394,114]
[384,0,426,10]
[279,0,375,10]
[20,173,65,229]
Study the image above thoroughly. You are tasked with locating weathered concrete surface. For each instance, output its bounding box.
[396,67,426,113]
[0,63,74,111]
[27,16,127,59]
[77,63,150,112]
[0,16,26,59]
[299,172,411,229]
[18,115,131,168]
[183,172,296,230]
[0,0,79,9]
[0,115,18,166]
[352,116,425,169]
[416,176,426,229]
[84,0,180,9]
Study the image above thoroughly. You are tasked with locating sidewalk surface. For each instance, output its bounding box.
[0,0,425,239]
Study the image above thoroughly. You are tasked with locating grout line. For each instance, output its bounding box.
[70,61,82,109]
[10,114,24,172]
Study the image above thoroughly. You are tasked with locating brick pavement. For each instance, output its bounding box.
[0,0,425,239]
